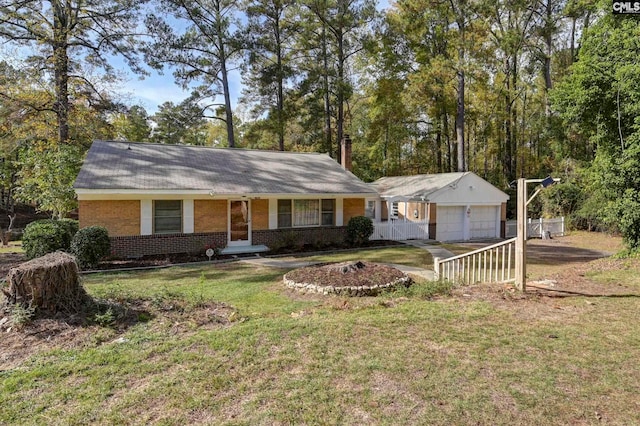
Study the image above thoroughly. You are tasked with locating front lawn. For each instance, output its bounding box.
[297,244,432,267]
[1,237,640,425]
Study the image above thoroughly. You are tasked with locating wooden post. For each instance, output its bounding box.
[515,178,527,291]
[434,257,440,280]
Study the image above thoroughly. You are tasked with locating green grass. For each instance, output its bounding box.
[299,245,432,267]
[2,254,640,425]
[0,241,23,254]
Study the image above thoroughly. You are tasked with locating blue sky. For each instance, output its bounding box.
[1,1,390,116]
[117,0,391,115]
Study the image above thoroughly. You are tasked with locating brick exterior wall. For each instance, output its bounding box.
[110,227,348,258]
[111,232,228,258]
[252,226,347,247]
[79,200,140,237]
[252,199,269,230]
[343,198,365,223]
[194,200,227,232]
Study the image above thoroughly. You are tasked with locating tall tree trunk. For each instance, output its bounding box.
[336,31,345,164]
[443,111,451,172]
[321,22,332,156]
[275,14,285,151]
[53,3,70,144]
[570,16,576,64]
[436,111,443,173]
[511,54,518,177]
[217,20,235,147]
[543,0,553,117]
[456,66,465,172]
[504,62,513,181]
[455,14,465,172]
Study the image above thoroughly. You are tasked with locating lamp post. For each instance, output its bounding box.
[515,176,559,292]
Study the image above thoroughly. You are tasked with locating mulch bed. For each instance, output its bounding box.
[285,261,407,288]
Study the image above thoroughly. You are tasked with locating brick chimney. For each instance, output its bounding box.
[341,134,352,171]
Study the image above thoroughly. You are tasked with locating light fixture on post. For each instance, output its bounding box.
[515,176,560,292]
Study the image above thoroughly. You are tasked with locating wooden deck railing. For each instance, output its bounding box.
[434,238,517,285]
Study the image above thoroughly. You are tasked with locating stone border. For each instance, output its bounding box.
[283,273,411,297]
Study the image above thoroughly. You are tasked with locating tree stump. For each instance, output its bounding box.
[2,251,88,313]
[331,261,367,274]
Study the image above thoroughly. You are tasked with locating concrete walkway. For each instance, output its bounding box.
[239,240,457,281]
[401,240,456,260]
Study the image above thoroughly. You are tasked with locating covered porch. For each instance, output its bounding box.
[367,196,432,241]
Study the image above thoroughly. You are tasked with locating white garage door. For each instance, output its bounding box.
[437,206,465,241]
[470,206,498,239]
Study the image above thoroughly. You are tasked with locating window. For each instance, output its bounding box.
[321,199,335,226]
[294,199,319,226]
[277,199,335,228]
[365,200,376,219]
[154,200,182,234]
[390,202,399,219]
[278,199,292,228]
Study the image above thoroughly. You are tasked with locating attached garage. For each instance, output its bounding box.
[372,172,509,242]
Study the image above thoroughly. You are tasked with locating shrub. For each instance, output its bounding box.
[22,220,71,259]
[270,231,304,253]
[59,218,79,241]
[70,226,111,269]
[346,216,374,246]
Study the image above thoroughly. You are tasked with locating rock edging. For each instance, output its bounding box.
[283,273,411,297]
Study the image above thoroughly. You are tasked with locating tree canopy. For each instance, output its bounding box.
[5,0,640,250]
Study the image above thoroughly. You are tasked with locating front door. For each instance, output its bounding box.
[228,200,251,246]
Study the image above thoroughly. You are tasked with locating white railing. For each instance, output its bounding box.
[434,238,517,285]
[371,220,429,241]
[505,217,565,238]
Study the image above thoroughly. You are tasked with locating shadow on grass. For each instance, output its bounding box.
[526,243,611,265]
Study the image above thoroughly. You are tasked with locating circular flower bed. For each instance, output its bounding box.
[283,261,411,296]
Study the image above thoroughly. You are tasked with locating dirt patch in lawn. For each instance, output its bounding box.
[0,298,237,372]
[449,233,639,319]
[0,252,25,277]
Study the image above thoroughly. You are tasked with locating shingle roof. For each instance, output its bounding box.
[372,172,509,202]
[74,140,377,195]
[372,172,470,199]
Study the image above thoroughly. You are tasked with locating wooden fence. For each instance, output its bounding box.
[434,238,517,285]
